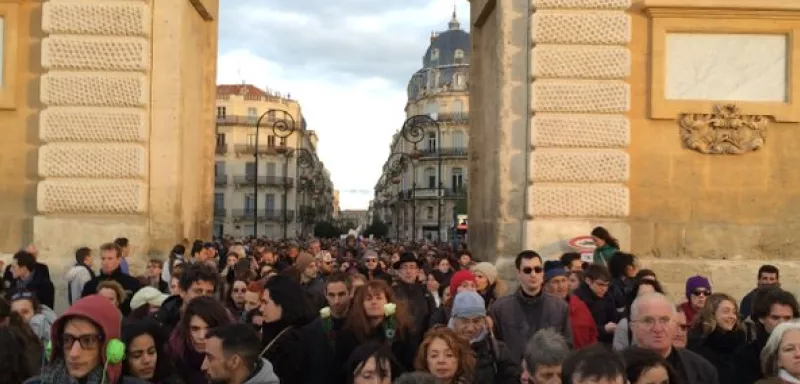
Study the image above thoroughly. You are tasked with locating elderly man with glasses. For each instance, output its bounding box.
[628,292,719,384]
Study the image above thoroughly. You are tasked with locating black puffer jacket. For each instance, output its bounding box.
[472,337,520,384]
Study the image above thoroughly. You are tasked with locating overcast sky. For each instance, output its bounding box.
[216,0,470,210]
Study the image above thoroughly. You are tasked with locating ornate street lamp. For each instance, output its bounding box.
[253,109,295,239]
[400,114,442,241]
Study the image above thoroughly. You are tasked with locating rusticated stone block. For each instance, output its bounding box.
[39,143,147,178]
[532,10,630,45]
[527,184,629,217]
[42,36,150,71]
[42,1,150,37]
[41,72,148,107]
[530,150,629,182]
[532,80,630,113]
[531,114,630,148]
[40,107,149,143]
[532,0,631,10]
[532,45,630,79]
[37,179,148,214]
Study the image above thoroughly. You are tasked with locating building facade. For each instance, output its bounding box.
[214,84,333,239]
[468,0,800,300]
[373,13,470,242]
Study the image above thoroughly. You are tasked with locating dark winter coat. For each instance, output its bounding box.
[392,280,436,336]
[573,282,617,344]
[260,317,333,384]
[472,337,520,384]
[81,267,142,315]
[688,327,747,384]
[734,323,770,384]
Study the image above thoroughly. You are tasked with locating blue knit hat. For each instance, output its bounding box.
[543,260,568,282]
[450,291,486,319]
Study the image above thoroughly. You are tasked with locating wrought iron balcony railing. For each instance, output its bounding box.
[232,175,294,188]
[231,209,295,222]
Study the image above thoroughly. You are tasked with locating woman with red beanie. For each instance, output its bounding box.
[428,270,478,328]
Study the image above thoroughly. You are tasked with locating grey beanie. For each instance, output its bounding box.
[450,291,486,319]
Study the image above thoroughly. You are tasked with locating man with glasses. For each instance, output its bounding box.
[489,250,571,362]
[573,264,617,346]
[25,294,146,384]
[628,293,718,384]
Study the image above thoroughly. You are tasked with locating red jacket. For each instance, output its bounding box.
[679,301,698,325]
[569,294,598,349]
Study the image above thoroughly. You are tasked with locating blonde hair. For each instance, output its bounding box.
[761,320,800,377]
[97,280,127,304]
[693,292,742,336]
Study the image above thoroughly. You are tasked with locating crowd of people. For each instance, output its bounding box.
[0,227,797,383]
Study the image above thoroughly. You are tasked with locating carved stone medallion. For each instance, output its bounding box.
[678,104,769,155]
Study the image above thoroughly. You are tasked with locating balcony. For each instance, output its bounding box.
[435,113,469,124]
[397,188,467,199]
[231,209,295,222]
[416,147,468,159]
[233,144,281,156]
[214,174,228,186]
[217,115,291,127]
[215,144,227,155]
[233,175,294,188]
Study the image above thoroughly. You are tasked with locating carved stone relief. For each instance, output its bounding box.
[678,104,769,155]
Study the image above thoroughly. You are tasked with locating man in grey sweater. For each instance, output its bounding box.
[489,250,572,362]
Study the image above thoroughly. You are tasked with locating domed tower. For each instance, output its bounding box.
[406,9,470,108]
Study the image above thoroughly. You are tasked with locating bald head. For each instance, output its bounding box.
[630,292,675,321]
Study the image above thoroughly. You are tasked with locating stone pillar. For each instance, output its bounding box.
[37,1,153,260]
[525,0,632,256]
[34,0,217,311]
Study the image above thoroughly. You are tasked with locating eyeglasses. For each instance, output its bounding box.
[62,333,102,351]
[521,266,543,275]
[632,316,672,329]
[692,290,710,297]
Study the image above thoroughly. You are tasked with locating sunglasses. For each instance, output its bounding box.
[692,290,710,297]
[521,266,543,275]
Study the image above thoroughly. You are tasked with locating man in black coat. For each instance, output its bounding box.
[81,242,141,315]
[10,250,54,309]
[392,252,436,338]
[3,245,50,293]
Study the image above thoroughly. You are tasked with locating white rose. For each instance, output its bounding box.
[320,307,331,319]
[383,303,397,317]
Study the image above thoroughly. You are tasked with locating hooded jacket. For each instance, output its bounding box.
[24,295,146,384]
[29,304,58,343]
[243,359,280,384]
[66,264,95,306]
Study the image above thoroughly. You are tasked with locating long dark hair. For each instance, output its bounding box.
[168,296,233,360]
[262,275,316,326]
[591,226,620,249]
[0,327,35,383]
[122,319,176,382]
[346,342,401,384]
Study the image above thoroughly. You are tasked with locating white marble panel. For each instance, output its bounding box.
[665,33,788,102]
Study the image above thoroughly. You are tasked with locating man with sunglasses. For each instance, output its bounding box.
[24,294,147,384]
[489,250,571,363]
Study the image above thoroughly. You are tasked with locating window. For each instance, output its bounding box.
[267,135,276,148]
[430,48,439,62]
[214,161,225,176]
[245,162,256,178]
[266,162,276,177]
[454,49,465,64]
[214,193,225,211]
[427,132,437,152]
[216,133,226,146]
[244,194,255,214]
[265,194,275,211]
[452,131,466,150]
[248,107,257,117]
[451,168,464,192]
[424,167,436,189]
[453,100,464,115]
[217,106,227,118]
[426,206,434,220]
[279,137,286,147]
[246,134,256,147]
[268,110,276,120]
[425,102,439,117]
